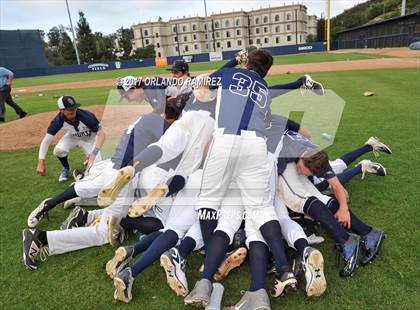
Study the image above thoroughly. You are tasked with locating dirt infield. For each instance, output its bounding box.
[0,105,152,151]
[331,47,420,58]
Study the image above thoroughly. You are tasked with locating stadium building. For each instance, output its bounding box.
[132,4,317,57]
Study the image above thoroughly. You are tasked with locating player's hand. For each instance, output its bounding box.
[36,160,46,176]
[84,153,96,168]
[335,208,351,229]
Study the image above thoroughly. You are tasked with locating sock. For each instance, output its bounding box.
[44,184,77,212]
[38,231,48,246]
[199,208,218,246]
[338,166,362,185]
[120,216,163,234]
[340,144,373,166]
[249,241,269,291]
[203,230,230,281]
[259,220,289,272]
[294,238,309,256]
[57,156,70,169]
[327,199,372,236]
[304,197,349,244]
[131,230,178,277]
[270,78,303,98]
[176,236,196,258]
[133,231,162,255]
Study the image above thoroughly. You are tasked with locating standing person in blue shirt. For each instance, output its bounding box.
[0,66,27,122]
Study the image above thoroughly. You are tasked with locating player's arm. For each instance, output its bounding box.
[37,134,54,176]
[327,176,351,229]
[269,78,303,98]
[86,127,105,166]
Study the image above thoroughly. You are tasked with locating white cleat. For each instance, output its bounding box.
[365,136,392,157]
[97,166,135,207]
[27,198,50,228]
[358,160,387,179]
[302,247,327,297]
[302,74,325,95]
[160,248,189,296]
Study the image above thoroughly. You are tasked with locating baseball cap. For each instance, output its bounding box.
[57,96,80,110]
[167,60,189,72]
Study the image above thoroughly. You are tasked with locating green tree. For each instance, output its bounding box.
[47,26,61,49]
[94,32,116,61]
[76,11,96,63]
[317,18,325,42]
[59,31,77,65]
[117,27,134,60]
[133,45,156,58]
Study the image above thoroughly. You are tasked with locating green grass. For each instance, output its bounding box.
[13,52,390,88]
[1,68,419,309]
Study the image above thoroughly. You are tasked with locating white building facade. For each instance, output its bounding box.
[132,4,317,57]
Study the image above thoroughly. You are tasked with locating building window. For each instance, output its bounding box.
[236,18,240,26]
[275,26,280,33]
[157,42,160,48]
[174,36,178,42]
[194,44,198,50]
[237,39,242,46]
[264,27,268,33]
[182,25,186,32]
[249,39,253,44]
[205,34,208,39]
[183,36,187,42]
[287,35,292,42]
[275,15,280,22]
[255,17,260,24]
[175,46,179,52]
[216,31,220,38]
[214,21,219,28]
[192,24,197,31]
[287,13,291,21]
[227,41,231,48]
[204,24,207,31]
[193,34,197,40]
[226,31,231,38]
[216,42,221,48]
[287,24,291,31]
[255,28,260,34]
[173,26,177,33]
[145,39,149,45]
[264,38,269,44]
[236,29,241,36]
[256,38,261,45]
[225,20,230,27]
[276,37,280,44]
[263,16,268,23]
[158,52,161,57]
[185,45,189,52]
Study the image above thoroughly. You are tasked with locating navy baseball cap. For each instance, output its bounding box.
[57,96,80,109]
[167,60,189,72]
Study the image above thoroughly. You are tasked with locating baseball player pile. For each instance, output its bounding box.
[22,47,391,310]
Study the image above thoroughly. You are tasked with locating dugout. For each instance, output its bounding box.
[335,11,420,49]
[0,30,48,70]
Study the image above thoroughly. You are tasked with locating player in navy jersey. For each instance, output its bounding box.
[36,96,105,183]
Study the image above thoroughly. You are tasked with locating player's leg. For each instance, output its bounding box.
[53,134,77,182]
[340,137,391,166]
[0,90,5,122]
[3,85,26,117]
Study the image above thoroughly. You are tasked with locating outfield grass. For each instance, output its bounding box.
[1,68,419,309]
[12,52,390,88]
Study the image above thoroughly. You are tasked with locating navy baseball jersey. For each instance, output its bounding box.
[209,67,271,136]
[277,130,335,179]
[111,113,170,169]
[265,115,301,154]
[47,109,100,138]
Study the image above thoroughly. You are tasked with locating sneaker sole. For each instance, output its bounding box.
[214,247,247,281]
[271,278,298,297]
[113,276,132,303]
[160,254,188,296]
[106,247,127,279]
[128,183,168,218]
[107,217,122,247]
[306,249,327,297]
[98,168,134,207]
[184,297,209,308]
[27,199,49,228]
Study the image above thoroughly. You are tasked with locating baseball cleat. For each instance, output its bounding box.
[107,216,124,247]
[160,248,189,296]
[184,279,213,307]
[60,206,87,230]
[302,74,325,95]
[63,197,81,209]
[97,166,135,207]
[307,233,325,245]
[128,183,169,218]
[302,247,327,297]
[270,269,298,297]
[113,267,134,303]
[233,289,271,310]
[27,198,51,228]
[58,167,70,183]
[72,169,84,181]
[338,234,361,277]
[106,246,134,280]
[361,228,385,266]
[22,228,47,270]
[213,247,247,281]
[358,160,387,179]
[365,136,392,157]
[232,228,246,250]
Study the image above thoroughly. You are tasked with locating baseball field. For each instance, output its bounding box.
[1,49,419,309]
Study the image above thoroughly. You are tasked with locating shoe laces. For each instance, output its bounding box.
[39,246,49,262]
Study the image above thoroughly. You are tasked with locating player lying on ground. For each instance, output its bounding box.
[36,96,105,183]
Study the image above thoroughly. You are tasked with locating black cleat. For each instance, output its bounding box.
[22,229,43,270]
[361,228,385,266]
[60,206,88,230]
[271,268,298,297]
[337,234,360,277]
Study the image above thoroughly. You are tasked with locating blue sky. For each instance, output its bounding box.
[1,0,366,36]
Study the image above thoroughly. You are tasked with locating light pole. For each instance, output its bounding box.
[326,0,331,51]
[65,0,81,64]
